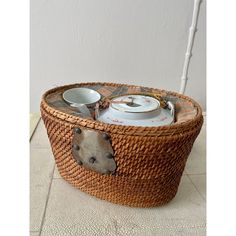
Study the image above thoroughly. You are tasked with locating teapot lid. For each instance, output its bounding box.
[97,94,175,127]
[111,95,160,113]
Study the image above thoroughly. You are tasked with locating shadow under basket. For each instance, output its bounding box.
[40,82,203,207]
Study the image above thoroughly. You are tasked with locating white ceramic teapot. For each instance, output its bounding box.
[97,94,175,127]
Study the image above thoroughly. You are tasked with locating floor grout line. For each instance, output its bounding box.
[187,173,206,176]
[30,117,41,141]
[38,164,56,236]
[186,174,206,201]
[185,169,206,176]
[30,146,52,150]
[30,147,52,150]
[53,177,62,179]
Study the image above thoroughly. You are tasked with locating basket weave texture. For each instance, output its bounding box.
[40,82,203,207]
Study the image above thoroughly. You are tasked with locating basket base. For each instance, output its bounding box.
[57,166,182,208]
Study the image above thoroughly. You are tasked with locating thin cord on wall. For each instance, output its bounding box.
[179,0,202,94]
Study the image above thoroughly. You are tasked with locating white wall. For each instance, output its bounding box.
[30,0,206,112]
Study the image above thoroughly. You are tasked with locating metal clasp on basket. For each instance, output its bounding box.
[71,127,116,175]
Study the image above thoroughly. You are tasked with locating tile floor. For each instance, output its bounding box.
[30,114,206,236]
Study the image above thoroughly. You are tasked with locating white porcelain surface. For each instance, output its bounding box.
[111,95,160,113]
[97,95,174,127]
[63,88,101,106]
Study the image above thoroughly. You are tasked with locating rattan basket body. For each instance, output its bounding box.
[40,82,203,207]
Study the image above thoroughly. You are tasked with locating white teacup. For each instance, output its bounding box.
[63,88,101,116]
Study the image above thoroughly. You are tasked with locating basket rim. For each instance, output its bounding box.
[40,82,203,136]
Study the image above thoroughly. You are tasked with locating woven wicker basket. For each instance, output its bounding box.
[40,82,203,207]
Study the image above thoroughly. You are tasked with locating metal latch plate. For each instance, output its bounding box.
[72,127,116,175]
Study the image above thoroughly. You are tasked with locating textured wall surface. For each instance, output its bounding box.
[30,0,206,112]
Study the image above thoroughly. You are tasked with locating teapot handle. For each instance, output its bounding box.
[167,101,175,117]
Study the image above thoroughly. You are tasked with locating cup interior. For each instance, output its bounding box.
[63,88,101,105]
